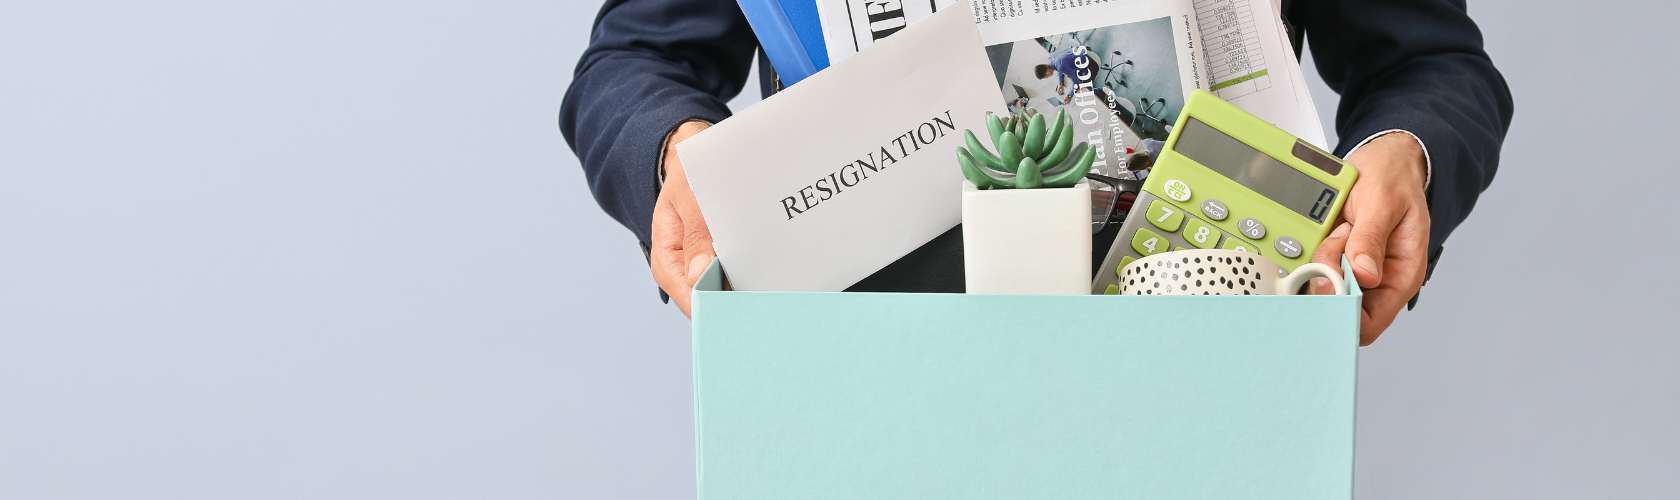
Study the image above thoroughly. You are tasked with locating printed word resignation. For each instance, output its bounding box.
[779,110,956,221]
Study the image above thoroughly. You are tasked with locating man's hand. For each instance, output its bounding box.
[650,121,714,317]
[1310,133,1432,345]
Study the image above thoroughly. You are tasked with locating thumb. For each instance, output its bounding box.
[1310,222,1351,294]
[1345,203,1402,289]
[686,252,713,285]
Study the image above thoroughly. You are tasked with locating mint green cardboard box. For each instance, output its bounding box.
[692,260,1360,499]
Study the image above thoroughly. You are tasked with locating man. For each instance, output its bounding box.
[559,0,1513,345]
[1036,46,1123,101]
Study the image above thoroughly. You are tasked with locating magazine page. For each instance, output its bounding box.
[1192,0,1326,146]
[970,0,1207,180]
[818,1,1206,178]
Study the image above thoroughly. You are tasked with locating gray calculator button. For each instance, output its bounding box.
[1201,199,1229,221]
[1239,218,1266,240]
[1275,236,1303,258]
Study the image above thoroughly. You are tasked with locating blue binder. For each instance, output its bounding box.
[737,0,828,86]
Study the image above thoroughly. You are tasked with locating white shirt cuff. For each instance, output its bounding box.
[1346,129,1432,188]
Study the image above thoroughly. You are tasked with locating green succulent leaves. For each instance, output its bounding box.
[956,108,1090,190]
[1023,115,1046,158]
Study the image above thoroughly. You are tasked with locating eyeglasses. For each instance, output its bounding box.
[1085,173,1142,234]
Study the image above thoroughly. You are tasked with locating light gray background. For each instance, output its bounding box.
[2,1,1676,498]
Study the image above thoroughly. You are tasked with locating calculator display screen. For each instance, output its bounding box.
[1174,118,1338,223]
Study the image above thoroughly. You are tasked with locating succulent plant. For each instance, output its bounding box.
[955,107,1095,189]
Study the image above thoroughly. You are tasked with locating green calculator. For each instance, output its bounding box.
[1093,90,1358,294]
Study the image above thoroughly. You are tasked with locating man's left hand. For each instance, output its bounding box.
[1310,133,1432,345]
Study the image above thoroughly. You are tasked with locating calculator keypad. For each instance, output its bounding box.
[1163,179,1192,202]
[1238,218,1267,240]
[1114,256,1135,278]
[1145,199,1184,231]
[1221,238,1258,254]
[1201,199,1229,221]
[1183,218,1220,249]
[1094,188,1319,294]
[1130,227,1169,256]
[1274,236,1304,259]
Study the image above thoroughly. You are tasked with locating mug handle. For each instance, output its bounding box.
[1277,263,1346,296]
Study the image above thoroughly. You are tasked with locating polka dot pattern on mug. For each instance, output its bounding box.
[1118,252,1281,296]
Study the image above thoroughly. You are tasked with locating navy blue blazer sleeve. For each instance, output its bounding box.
[559,0,757,248]
[1290,0,1515,263]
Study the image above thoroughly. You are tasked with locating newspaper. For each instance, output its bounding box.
[816,0,960,66]
[1191,0,1326,146]
[816,0,1328,149]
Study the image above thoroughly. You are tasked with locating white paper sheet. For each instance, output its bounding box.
[678,8,1008,292]
[1192,0,1326,146]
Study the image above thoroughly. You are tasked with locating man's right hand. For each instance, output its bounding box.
[651,120,714,317]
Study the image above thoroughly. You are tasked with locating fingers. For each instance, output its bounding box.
[649,160,717,318]
[1311,222,1350,270]
[679,199,715,267]
[1359,285,1412,346]
[1344,198,1404,289]
[649,195,695,316]
[1361,210,1431,344]
[664,156,717,270]
[686,252,713,285]
[1313,217,1416,344]
[649,121,717,318]
[1387,208,1433,292]
[1309,223,1350,295]
[669,175,715,300]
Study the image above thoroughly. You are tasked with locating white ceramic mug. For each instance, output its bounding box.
[1117,249,1345,296]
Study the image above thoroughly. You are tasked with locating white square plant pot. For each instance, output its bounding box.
[961,180,1092,295]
